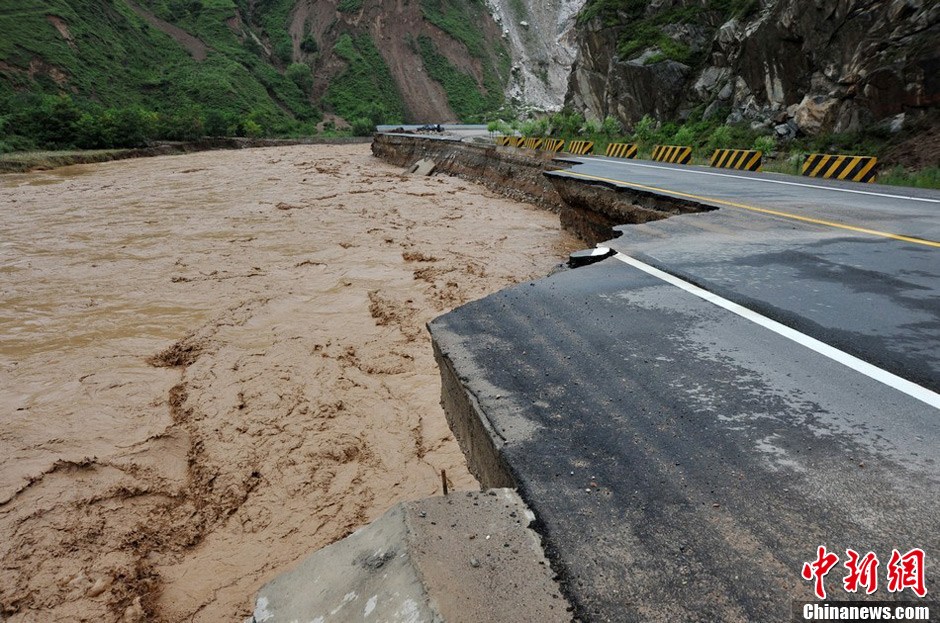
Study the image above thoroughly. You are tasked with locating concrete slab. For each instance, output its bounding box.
[408,159,437,176]
[247,489,572,623]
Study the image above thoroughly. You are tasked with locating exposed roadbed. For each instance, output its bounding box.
[373,134,939,621]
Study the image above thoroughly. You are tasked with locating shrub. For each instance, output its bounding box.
[75,111,110,149]
[753,134,776,153]
[107,107,159,147]
[600,116,621,137]
[880,166,940,190]
[0,135,36,153]
[520,118,550,137]
[350,117,375,136]
[274,40,293,64]
[706,125,733,151]
[21,94,82,147]
[548,110,585,136]
[204,110,236,137]
[337,0,363,12]
[286,63,313,94]
[158,108,205,141]
[673,125,696,145]
[300,34,318,54]
[241,118,264,138]
[633,114,657,143]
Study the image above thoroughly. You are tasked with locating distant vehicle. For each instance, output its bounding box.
[417,124,444,132]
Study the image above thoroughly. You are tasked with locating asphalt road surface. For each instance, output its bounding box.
[431,160,939,621]
[376,124,490,140]
[547,159,940,393]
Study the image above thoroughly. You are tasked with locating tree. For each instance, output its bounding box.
[350,117,375,136]
[274,40,293,64]
[600,116,621,138]
[300,34,318,54]
[286,63,313,94]
[204,109,236,137]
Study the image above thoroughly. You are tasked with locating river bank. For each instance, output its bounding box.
[0,136,372,174]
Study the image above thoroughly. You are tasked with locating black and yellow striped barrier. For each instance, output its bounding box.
[542,138,565,153]
[802,153,877,183]
[651,145,693,165]
[711,149,762,171]
[605,143,638,159]
[523,137,543,150]
[496,135,515,147]
[567,140,594,155]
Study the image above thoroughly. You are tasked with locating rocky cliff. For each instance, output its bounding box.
[483,0,586,111]
[566,0,939,136]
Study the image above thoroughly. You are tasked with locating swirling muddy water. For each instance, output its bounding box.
[0,144,579,622]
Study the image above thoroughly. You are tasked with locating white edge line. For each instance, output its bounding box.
[613,252,940,410]
[584,157,940,204]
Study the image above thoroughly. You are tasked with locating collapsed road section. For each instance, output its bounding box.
[372,133,712,244]
[375,133,940,621]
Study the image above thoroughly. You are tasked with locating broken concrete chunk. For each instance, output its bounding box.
[408,159,437,176]
[247,489,571,623]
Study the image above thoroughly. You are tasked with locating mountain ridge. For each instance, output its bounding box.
[1,0,937,162]
[0,0,512,145]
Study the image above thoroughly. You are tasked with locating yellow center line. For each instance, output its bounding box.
[556,170,940,248]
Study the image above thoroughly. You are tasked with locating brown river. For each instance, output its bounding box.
[0,144,579,621]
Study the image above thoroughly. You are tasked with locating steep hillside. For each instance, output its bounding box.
[0,0,511,149]
[0,0,320,135]
[566,0,939,138]
[484,0,585,111]
[307,0,511,123]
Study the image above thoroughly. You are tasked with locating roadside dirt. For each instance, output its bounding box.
[881,121,940,171]
[0,144,579,622]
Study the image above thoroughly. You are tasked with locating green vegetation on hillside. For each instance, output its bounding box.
[508,0,529,22]
[0,0,325,149]
[419,0,489,58]
[337,0,364,13]
[233,0,295,63]
[416,0,509,122]
[323,33,405,131]
[417,35,496,121]
[0,0,510,148]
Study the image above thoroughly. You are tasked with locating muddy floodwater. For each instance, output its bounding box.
[0,144,579,621]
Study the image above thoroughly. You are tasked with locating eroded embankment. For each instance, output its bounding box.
[372,134,566,212]
[546,173,716,245]
[372,134,715,245]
